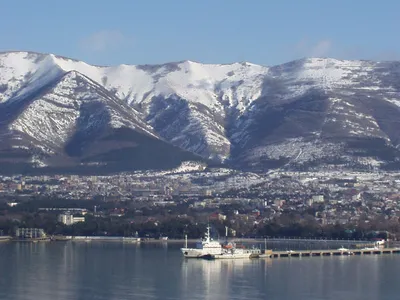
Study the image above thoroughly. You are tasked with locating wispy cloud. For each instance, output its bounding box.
[294,38,333,58]
[80,30,133,53]
[310,40,332,57]
[292,39,400,62]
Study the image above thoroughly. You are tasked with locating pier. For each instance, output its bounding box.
[265,248,400,258]
[261,237,380,249]
[0,236,11,242]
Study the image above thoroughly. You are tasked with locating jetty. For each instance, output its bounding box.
[263,248,400,258]
[0,236,11,242]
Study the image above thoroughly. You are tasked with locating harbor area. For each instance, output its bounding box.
[265,247,400,258]
[180,227,400,260]
[246,237,400,259]
[0,236,11,242]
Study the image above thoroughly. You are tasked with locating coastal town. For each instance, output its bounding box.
[1,169,400,241]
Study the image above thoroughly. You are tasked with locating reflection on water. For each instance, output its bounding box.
[9,243,76,300]
[0,242,399,300]
[181,259,268,300]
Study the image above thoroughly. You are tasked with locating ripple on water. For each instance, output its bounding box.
[0,242,399,300]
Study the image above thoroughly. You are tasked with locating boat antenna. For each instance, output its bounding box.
[206,224,211,242]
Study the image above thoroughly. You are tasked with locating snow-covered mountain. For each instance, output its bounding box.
[1,51,400,173]
[0,57,203,174]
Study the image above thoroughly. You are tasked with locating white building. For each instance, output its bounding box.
[312,195,324,203]
[58,213,85,226]
[15,228,46,239]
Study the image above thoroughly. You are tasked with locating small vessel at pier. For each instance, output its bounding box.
[337,246,354,255]
[181,226,261,259]
[362,246,380,251]
[50,235,72,241]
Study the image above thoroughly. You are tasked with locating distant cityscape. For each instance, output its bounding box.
[1,169,400,240]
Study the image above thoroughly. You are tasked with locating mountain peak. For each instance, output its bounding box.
[2,50,400,173]
[61,69,97,84]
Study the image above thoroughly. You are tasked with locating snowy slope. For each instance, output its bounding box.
[9,71,157,151]
[2,51,400,171]
[0,52,271,160]
[0,52,268,110]
[1,52,392,111]
[0,68,203,173]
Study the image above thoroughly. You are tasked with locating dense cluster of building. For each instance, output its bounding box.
[1,169,400,234]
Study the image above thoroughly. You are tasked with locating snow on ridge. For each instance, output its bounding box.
[248,138,344,163]
[12,55,65,101]
[384,98,400,108]
[56,71,158,139]
[1,52,271,111]
[0,51,388,112]
[149,60,269,110]
[0,52,48,102]
[276,58,373,89]
[9,69,159,150]
[161,161,207,175]
[3,51,400,165]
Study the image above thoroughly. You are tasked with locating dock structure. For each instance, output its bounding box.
[264,237,372,243]
[267,248,400,258]
[0,236,11,242]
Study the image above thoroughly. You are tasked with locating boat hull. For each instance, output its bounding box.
[181,248,222,258]
[181,248,260,259]
[213,253,252,259]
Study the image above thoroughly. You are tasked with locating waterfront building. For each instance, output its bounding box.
[58,213,85,225]
[15,228,46,239]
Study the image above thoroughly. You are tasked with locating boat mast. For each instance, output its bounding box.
[205,225,211,243]
[185,234,188,248]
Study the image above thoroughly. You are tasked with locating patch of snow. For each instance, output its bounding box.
[248,138,344,164]
[384,98,400,108]
[161,161,207,175]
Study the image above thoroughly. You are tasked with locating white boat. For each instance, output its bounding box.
[213,245,261,259]
[122,237,141,243]
[362,242,383,251]
[362,246,380,251]
[180,226,261,259]
[337,246,349,251]
[337,246,353,255]
[181,226,224,258]
[374,239,385,246]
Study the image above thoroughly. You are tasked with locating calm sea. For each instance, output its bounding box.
[0,241,399,300]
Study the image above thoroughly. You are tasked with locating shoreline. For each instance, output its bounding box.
[0,235,378,245]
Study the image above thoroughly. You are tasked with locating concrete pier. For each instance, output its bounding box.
[0,236,11,242]
[267,248,400,258]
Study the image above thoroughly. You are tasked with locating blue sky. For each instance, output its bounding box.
[1,0,399,66]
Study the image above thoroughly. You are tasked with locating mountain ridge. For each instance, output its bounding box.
[1,51,400,173]
[0,66,205,174]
